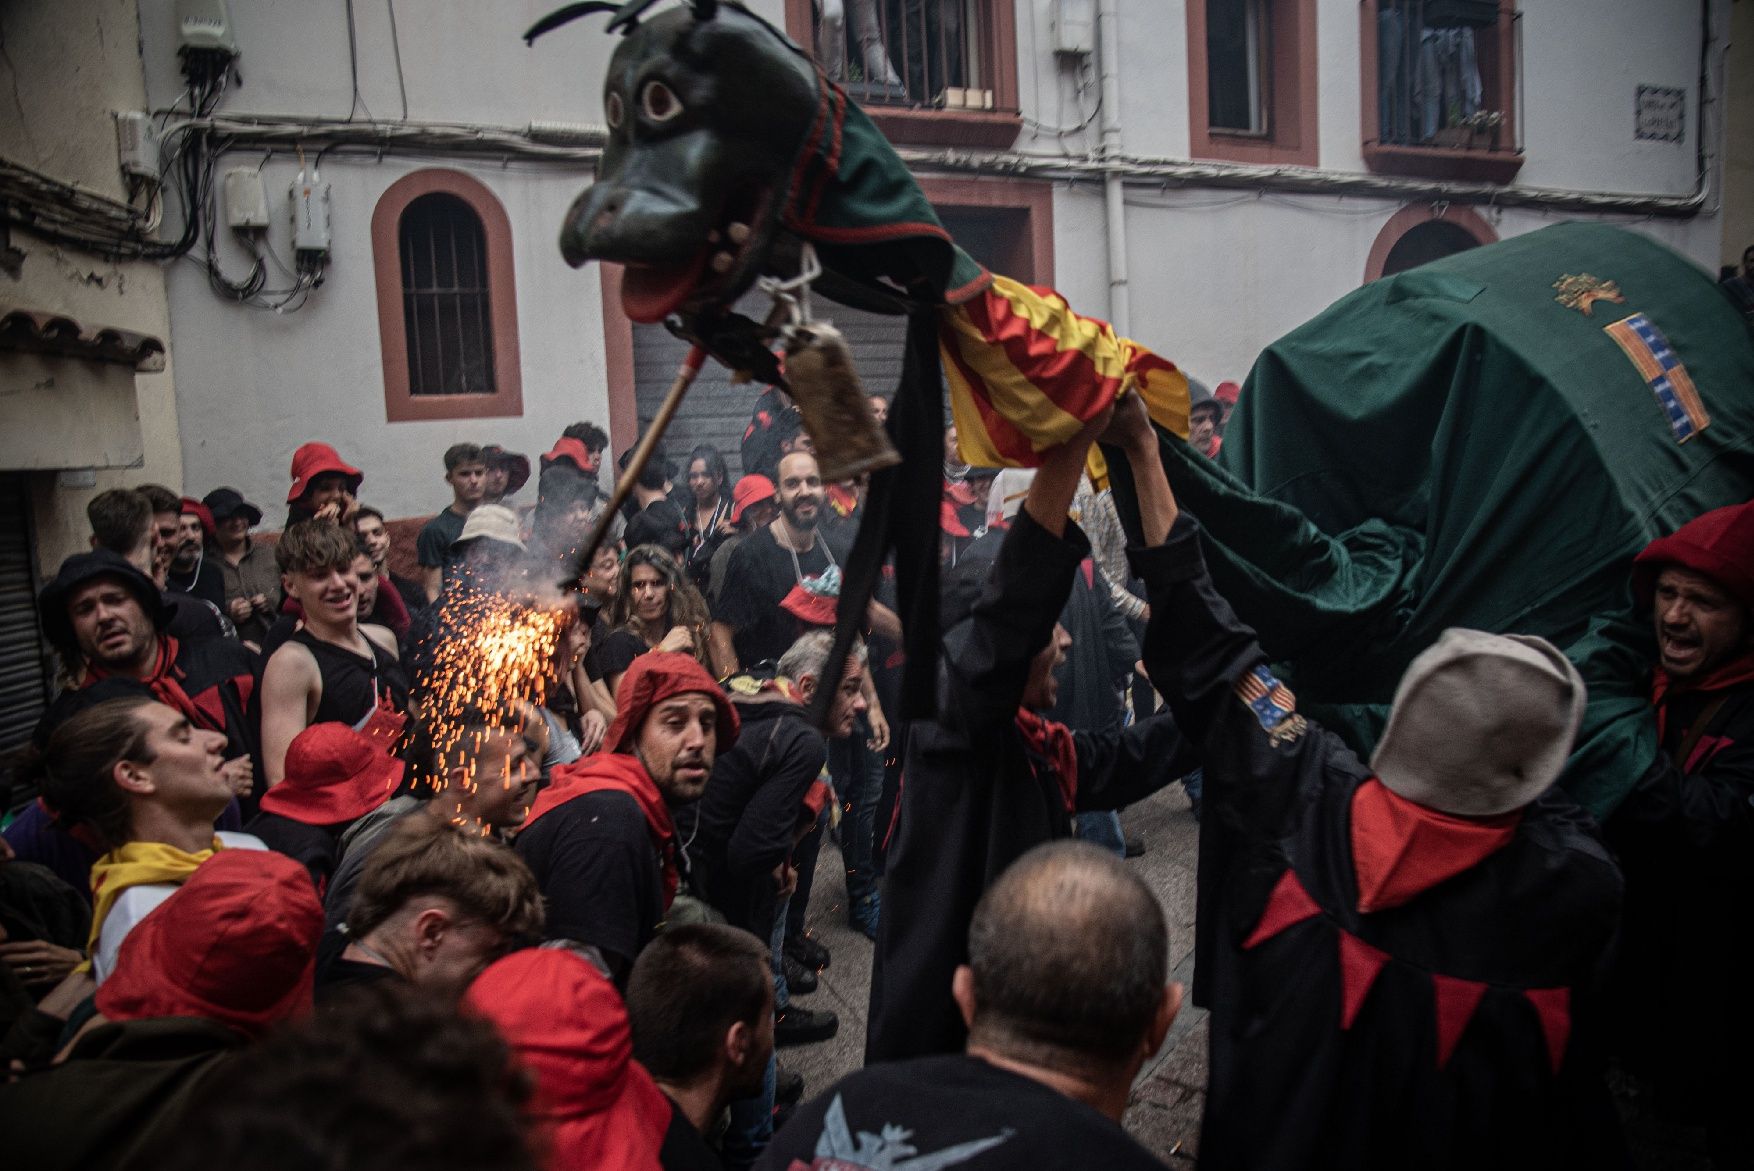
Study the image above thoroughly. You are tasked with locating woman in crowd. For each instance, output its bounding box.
[678,444,734,588]
[587,544,714,695]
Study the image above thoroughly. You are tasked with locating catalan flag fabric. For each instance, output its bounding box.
[938,275,1191,470]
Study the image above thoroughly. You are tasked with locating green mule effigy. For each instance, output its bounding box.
[1106,221,1754,815]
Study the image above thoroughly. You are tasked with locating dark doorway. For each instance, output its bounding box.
[1381,220,1482,276]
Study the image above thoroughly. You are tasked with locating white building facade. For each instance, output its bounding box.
[85,0,1754,524]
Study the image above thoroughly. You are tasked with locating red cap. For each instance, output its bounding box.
[730,475,777,525]
[605,652,739,756]
[287,442,363,504]
[781,581,838,628]
[1632,501,1754,611]
[541,437,599,477]
[179,497,216,540]
[96,850,322,1038]
[465,950,670,1171]
[1214,380,1242,405]
[258,722,405,827]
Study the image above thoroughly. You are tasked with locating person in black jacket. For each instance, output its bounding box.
[865,397,1197,1064]
[1131,392,1625,1169]
[1608,500,1754,1163]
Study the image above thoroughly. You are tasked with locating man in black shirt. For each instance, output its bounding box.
[760,841,1179,1171]
[414,442,487,602]
[711,452,836,672]
[165,497,226,611]
[628,924,775,1171]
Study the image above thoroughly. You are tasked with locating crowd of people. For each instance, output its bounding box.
[0,374,1749,1170]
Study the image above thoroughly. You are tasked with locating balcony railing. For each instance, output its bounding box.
[813,0,992,111]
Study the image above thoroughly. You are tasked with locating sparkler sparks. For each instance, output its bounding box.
[417,589,570,802]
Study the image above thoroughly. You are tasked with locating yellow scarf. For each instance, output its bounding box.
[81,838,223,972]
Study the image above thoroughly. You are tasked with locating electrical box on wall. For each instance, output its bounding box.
[1052,0,1096,57]
[114,112,160,181]
[290,174,332,256]
[223,168,270,229]
[176,0,237,56]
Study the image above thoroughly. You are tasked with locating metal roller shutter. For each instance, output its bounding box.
[0,474,53,810]
[632,299,911,480]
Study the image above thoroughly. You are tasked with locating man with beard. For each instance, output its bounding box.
[711,453,839,674]
[258,522,408,787]
[32,551,256,769]
[516,652,738,987]
[163,498,226,611]
[629,925,777,1171]
[1609,500,1754,1162]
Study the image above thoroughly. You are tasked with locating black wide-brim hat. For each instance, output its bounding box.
[38,550,170,651]
[202,486,263,527]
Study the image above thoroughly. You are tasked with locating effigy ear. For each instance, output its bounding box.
[523,3,622,45]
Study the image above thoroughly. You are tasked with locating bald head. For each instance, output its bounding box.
[964,841,1169,1072]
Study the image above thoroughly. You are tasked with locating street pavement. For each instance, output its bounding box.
[782,782,1206,1165]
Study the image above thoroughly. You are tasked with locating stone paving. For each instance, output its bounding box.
[782,783,1206,1165]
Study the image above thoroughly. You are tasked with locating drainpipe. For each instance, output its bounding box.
[1097,0,1129,334]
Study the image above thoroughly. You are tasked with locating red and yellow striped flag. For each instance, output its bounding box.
[938,274,1190,475]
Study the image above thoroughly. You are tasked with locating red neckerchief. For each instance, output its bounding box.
[1650,650,1754,739]
[1015,708,1079,813]
[1349,778,1521,913]
[525,754,679,908]
[84,636,218,733]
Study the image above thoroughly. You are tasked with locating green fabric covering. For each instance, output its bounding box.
[1165,222,1754,815]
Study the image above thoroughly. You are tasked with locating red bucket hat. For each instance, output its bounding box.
[1632,501,1754,612]
[258,721,405,827]
[730,474,777,525]
[605,652,739,755]
[1214,380,1242,406]
[541,437,599,477]
[95,850,322,1038]
[287,442,363,504]
[465,949,670,1171]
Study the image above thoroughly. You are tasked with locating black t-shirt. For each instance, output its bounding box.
[584,628,647,687]
[757,1054,1168,1170]
[659,1097,725,1171]
[315,955,404,1002]
[514,790,663,983]
[166,556,226,610]
[717,526,833,668]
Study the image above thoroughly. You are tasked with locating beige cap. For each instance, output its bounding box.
[451,504,527,552]
[1370,628,1585,817]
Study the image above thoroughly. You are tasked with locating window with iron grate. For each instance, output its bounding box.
[400,193,496,397]
[371,169,522,423]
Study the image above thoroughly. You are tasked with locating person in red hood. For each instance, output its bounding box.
[1609,500,1754,1163]
[515,652,738,987]
[245,721,405,888]
[0,849,321,1171]
[465,948,674,1171]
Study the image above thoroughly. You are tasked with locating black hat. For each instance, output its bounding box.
[202,486,263,526]
[37,550,169,651]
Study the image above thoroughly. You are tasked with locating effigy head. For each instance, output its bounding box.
[529,2,820,323]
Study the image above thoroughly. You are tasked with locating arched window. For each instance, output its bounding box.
[400,193,495,396]
[372,170,523,422]
[1364,204,1498,283]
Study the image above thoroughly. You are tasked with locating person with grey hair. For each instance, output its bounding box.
[758,840,1180,1170]
[1123,382,1626,1167]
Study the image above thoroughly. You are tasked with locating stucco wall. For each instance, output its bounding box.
[136,0,786,524]
[1,0,183,577]
[1035,0,1726,388]
[131,0,1726,525]
[1722,0,1754,272]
